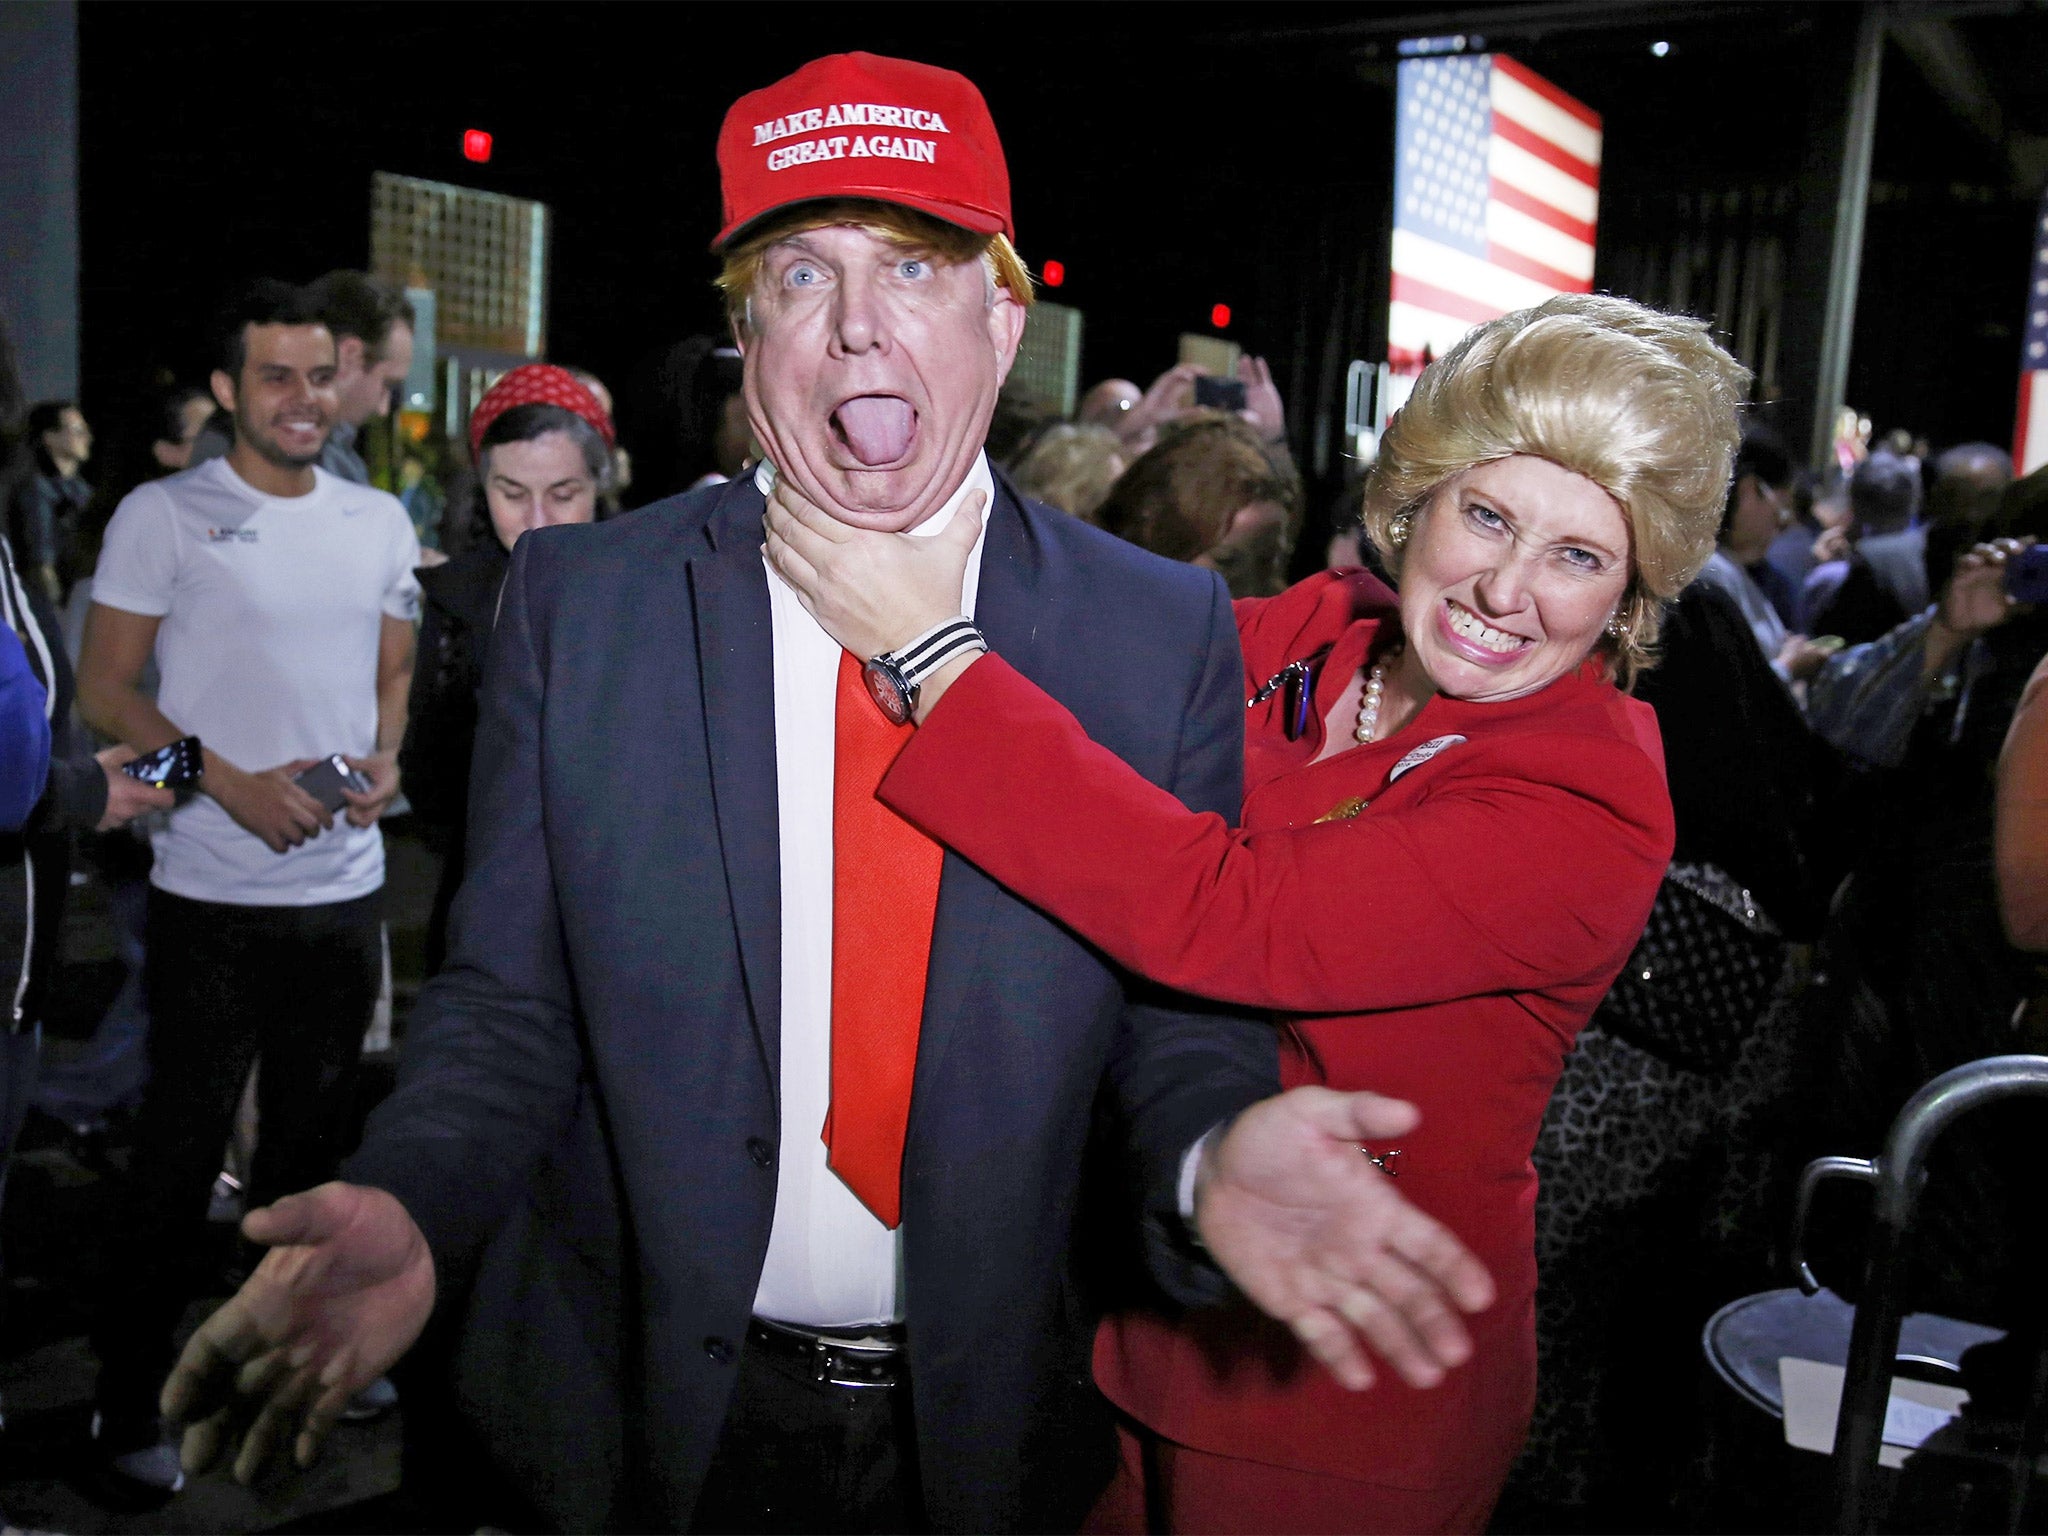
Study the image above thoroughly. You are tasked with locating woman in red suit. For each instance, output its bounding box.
[764,294,1747,1532]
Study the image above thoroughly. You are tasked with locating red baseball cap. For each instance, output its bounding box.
[713,52,1013,250]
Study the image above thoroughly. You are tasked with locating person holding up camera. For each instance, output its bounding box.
[72,278,419,1504]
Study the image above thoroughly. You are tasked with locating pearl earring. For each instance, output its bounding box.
[1389,513,1412,548]
[1605,612,1626,641]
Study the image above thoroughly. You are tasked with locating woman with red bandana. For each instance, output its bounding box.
[764,294,1747,1532]
[401,364,615,969]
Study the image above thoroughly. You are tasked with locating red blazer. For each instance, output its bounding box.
[880,570,1674,1493]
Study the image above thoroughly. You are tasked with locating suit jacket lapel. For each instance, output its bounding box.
[916,473,1049,1088]
[688,478,782,1077]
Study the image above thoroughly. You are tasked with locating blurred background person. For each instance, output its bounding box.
[1804,446,1922,643]
[401,364,614,972]
[147,383,214,476]
[1007,421,1125,521]
[33,380,214,1156]
[619,335,748,505]
[1075,376,1141,430]
[0,327,173,1468]
[1791,473,2048,1373]
[566,365,630,509]
[1095,411,1302,597]
[189,271,414,486]
[75,279,420,1502]
[1509,548,1837,1526]
[1692,428,1836,686]
[9,400,94,603]
[1874,440,2013,621]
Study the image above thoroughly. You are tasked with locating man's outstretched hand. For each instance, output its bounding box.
[1195,1087,1495,1393]
[161,1182,435,1484]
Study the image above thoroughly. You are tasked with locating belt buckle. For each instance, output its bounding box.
[808,1333,899,1389]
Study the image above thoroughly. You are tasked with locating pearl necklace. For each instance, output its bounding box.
[1354,651,1399,744]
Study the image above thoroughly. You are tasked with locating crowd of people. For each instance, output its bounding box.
[0,44,2041,1536]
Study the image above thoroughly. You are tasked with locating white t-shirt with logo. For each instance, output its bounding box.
[93,458,422,906]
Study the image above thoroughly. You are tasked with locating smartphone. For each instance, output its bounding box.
[2006,544,2048,605]
[293,754,372,814]
[122,735,202,789]
[1193,375,1249,413]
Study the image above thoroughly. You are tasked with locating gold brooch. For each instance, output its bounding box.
[1315,796,1370,823]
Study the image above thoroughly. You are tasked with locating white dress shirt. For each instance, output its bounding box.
[752,452,994,1329]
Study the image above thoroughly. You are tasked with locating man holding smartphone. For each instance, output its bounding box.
[73,278,419,1502]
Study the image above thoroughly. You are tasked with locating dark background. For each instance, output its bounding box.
[72,2,2048,491]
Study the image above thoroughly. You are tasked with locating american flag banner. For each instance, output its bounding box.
[1389,53,1602,371]
[2014,188,2048,476]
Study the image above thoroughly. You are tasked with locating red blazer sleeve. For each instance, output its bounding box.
[881,655,1673,1015]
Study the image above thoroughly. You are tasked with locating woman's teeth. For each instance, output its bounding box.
[1446,601,1530,654]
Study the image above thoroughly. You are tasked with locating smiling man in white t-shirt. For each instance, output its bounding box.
[73,278,420,1501]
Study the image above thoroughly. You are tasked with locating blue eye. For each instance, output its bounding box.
[898,258,930,279]
[786,263,820,287]
[1468,503,1505,529]
[1561,547,1603,571]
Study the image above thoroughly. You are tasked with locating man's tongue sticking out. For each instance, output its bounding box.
[834,395,917,467]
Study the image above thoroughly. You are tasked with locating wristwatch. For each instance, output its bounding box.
[862,617,988,726]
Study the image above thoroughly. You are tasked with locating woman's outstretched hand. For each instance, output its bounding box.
[763,478,985,662]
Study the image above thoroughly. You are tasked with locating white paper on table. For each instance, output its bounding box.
[1779,1356,1969,1469]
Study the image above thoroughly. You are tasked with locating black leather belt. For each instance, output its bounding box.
[747,1317,907,1389]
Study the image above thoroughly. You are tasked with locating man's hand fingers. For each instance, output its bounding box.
[945,491,988,554]
[234,1345,293,1400]
[767,500,839,568]
[1386,1204,1496,1314]
[293,1375,355,1469]
[762,520,821,595]
[772,482,853,544]
[243,1184,352,1249]
[233,1394,296,1485]
[1290,1308,1374,1392]
[181,1406,233,1475]
[1287,1085,1421,1143]
[165,1301,270,1422]
[1332,1281,1445,1390]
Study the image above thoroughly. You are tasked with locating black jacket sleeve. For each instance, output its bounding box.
[346,535,585,1282]
[1103,571,1280,1306]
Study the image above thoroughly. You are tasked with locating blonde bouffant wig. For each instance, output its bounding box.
[1363,294,1750,687]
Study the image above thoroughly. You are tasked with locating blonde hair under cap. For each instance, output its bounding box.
[1362,293,1749,687]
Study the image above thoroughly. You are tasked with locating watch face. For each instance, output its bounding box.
[863,658,913,725]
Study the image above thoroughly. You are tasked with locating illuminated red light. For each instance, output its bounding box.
[1210,303,1232,329]
[463,129,493,164]
[1042,259,1065,288]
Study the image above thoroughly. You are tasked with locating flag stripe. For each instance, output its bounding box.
[1488,241,1594,294]
[2021,372,2048,477]
[1489,138,1600,224]
[1494,53,1603,131]
[1492,113,1599,189]
[1490,177,1597,245]
[1487,202,1595,282]
[1490,69,1602,169]
[1392,272,1506,327]
[1389,301,1495,364]
[1392,229,1559,314]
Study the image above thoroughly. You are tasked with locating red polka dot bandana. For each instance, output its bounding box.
[469,364,616,463]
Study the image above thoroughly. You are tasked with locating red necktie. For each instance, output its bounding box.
[826,649,945,1228]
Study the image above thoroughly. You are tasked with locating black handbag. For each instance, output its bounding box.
[1596,861,1785,1076]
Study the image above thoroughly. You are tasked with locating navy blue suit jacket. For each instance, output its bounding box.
[348,470,1277,1531]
